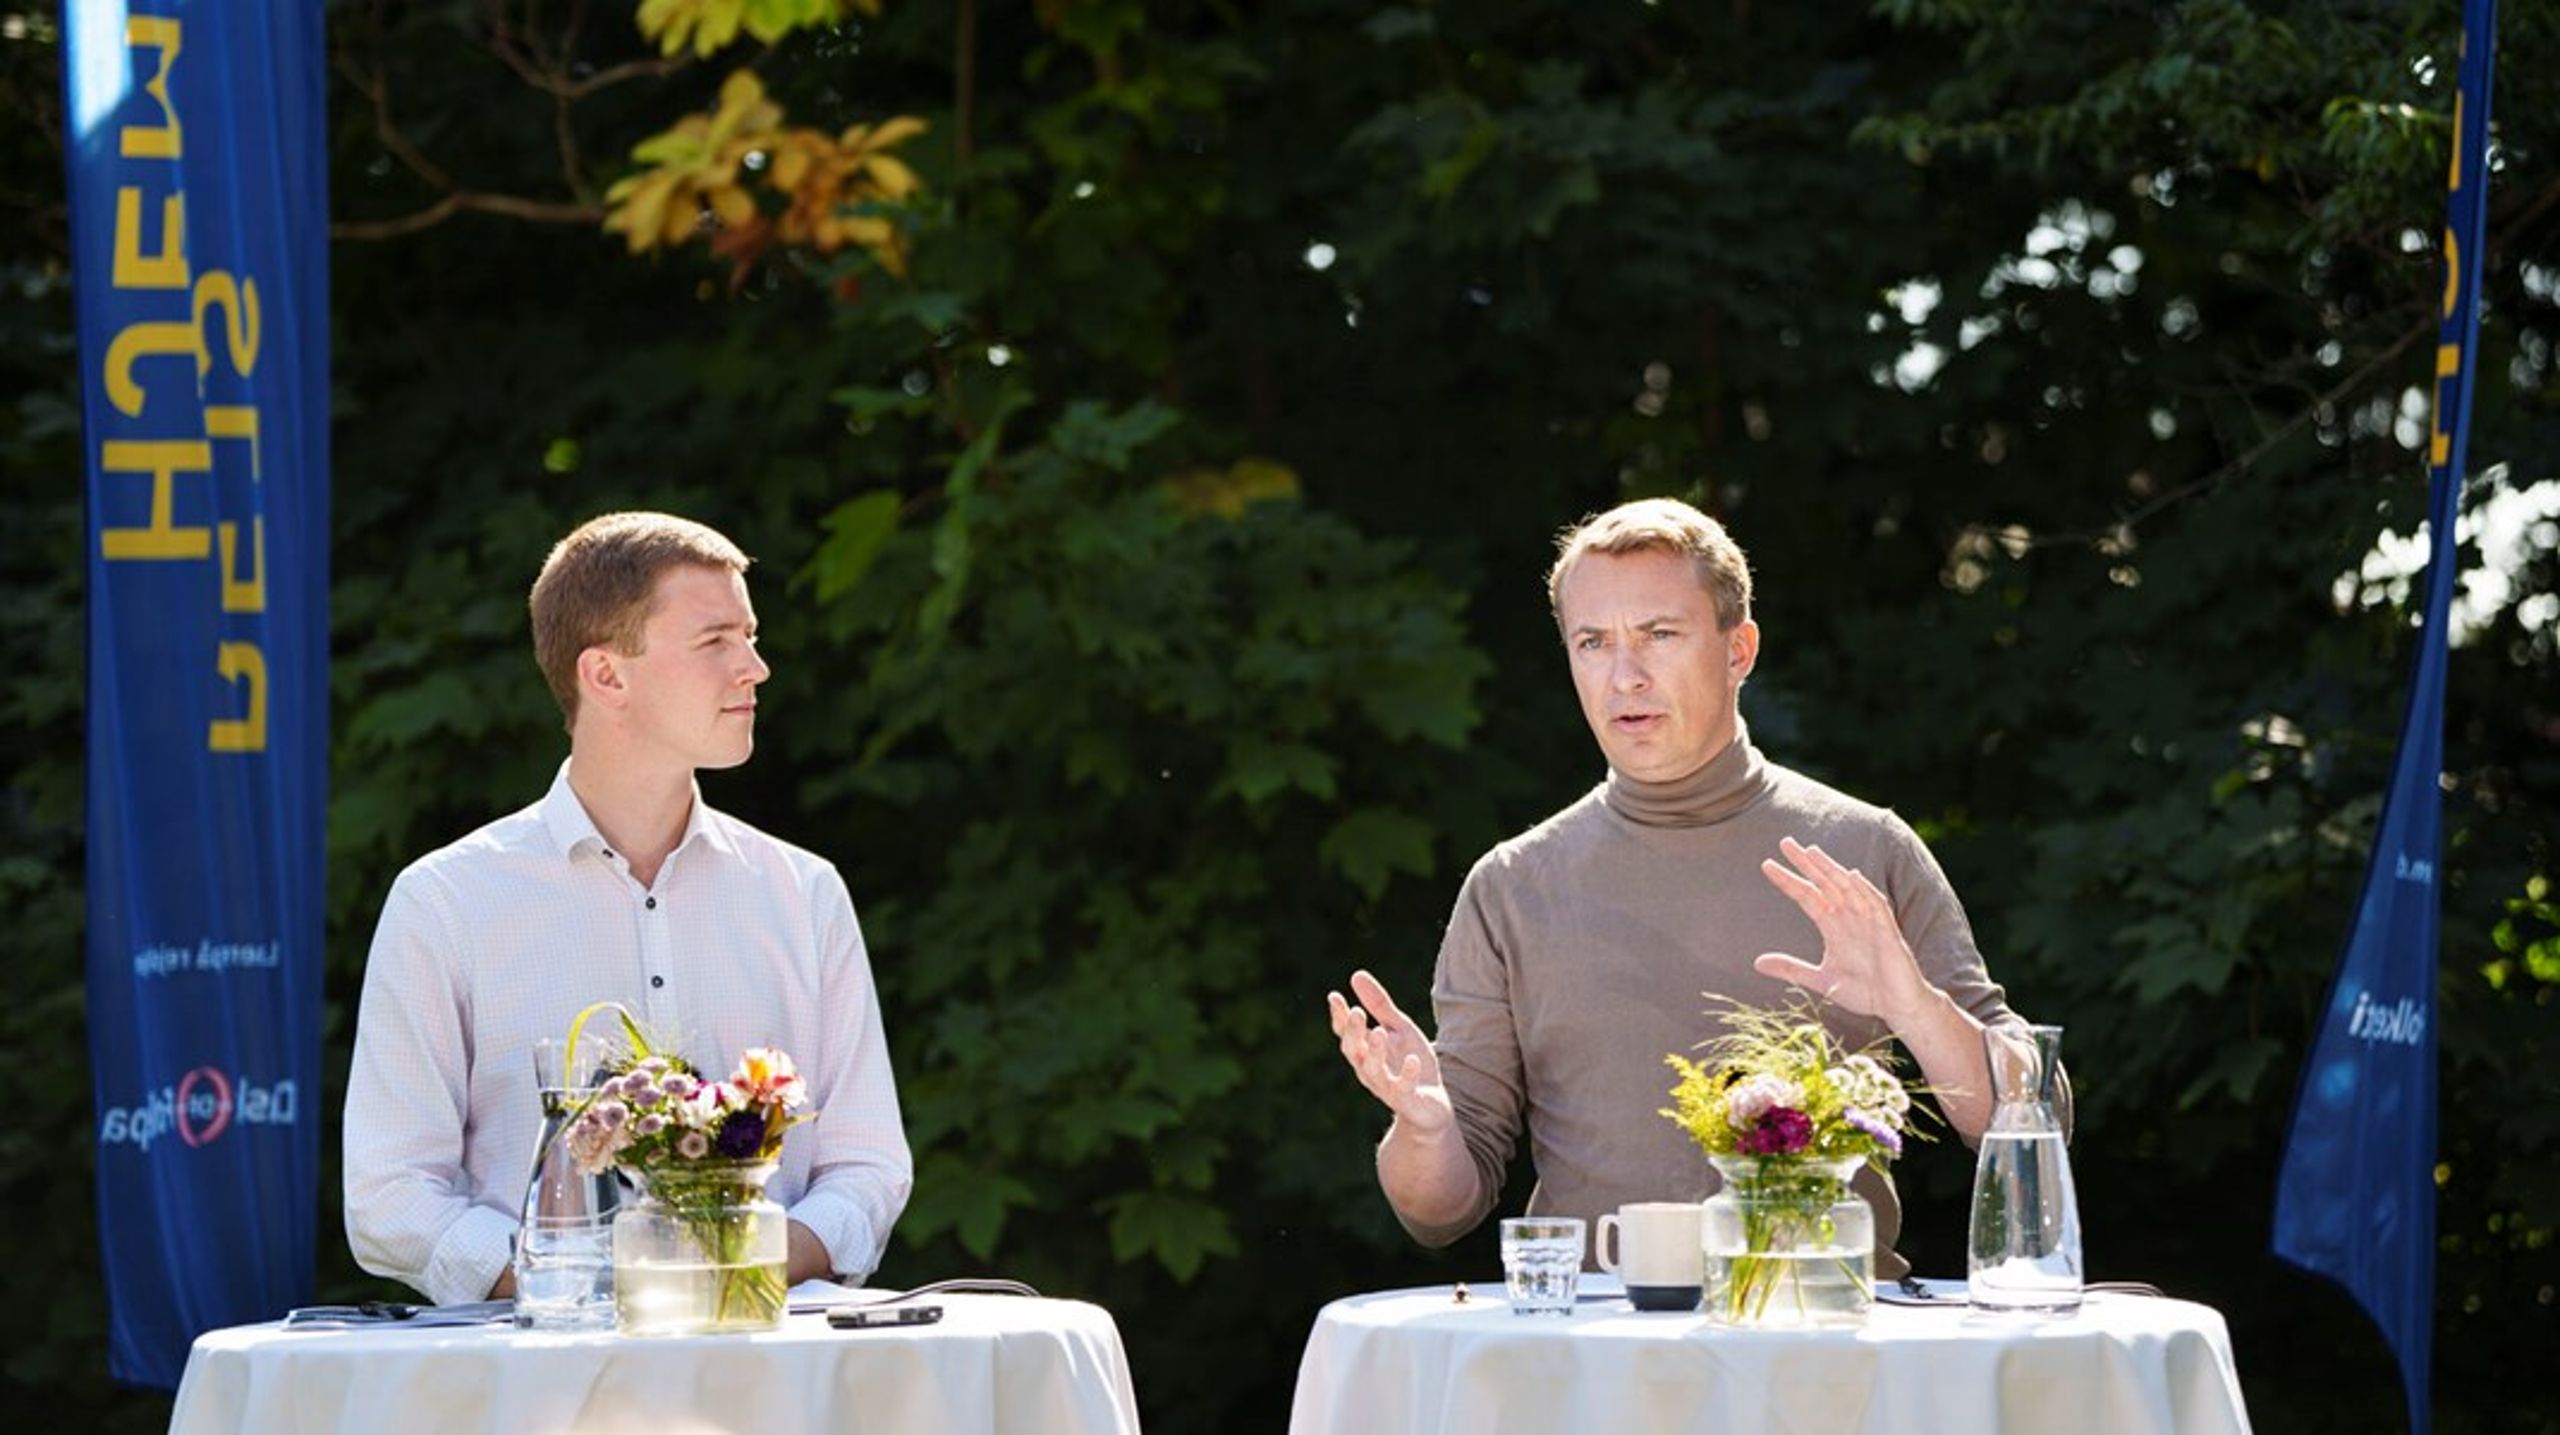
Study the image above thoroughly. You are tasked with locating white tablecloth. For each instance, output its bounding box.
[1290,1279,2251,1435]
[170,1292,1143,1435]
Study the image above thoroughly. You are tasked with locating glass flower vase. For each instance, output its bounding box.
[1702,1155,1875,1327]
[612,1159,788,1336]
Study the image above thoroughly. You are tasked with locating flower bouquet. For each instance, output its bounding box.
[1661,1001,1923,1326]
[557,1002,815,1334]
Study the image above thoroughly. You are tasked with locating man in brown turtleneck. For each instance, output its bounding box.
[1326,498,2040,1275]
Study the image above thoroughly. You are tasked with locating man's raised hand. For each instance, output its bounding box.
[1753,835,1935,1025]
[1326,969,1453,1134]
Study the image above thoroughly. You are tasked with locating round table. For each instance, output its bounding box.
[1289,1277,2252,1435]
[169,1293,1143,1435]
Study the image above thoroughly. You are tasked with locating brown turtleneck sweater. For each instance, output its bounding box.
[1406,727,2030,1277]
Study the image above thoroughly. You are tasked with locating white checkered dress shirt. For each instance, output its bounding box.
[344,764,911,1304]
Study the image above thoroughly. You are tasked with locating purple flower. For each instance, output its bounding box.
[714,1108,768,1159]
[676,1130,711,1159]
[1844,1107,1903,1157]
[1737,1107,1813,1155]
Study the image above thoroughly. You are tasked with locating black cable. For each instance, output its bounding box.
[868,1277,1042,1302]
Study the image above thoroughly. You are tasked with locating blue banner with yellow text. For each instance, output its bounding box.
[2271,4,2496,1432]
[65,0,329,1388]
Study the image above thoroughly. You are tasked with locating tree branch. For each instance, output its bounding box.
[1979,315,2434,554]
[334,50,454,192]
[332,192,605,242]
[338,0,689,242]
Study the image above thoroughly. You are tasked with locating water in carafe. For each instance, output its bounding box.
[1967,1023,2082,1314]
[514,1037,620,1330]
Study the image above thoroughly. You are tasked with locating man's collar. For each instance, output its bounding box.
[1603,718,1771,829]
[539,762,607,860]
[539,761,739,865]
[676,784,741,862]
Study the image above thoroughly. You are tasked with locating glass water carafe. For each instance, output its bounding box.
[513,1036,620,1330]
[1966,1022,2083,1314]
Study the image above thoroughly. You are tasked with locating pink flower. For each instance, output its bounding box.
[566,1104,633,1172]
[731,1048,805,1108]
[1725,1074,1803,1131]
[676,1130,711,1160]
[677,1082,739,1130]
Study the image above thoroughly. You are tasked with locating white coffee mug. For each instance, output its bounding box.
[1596,1201,1705,1311]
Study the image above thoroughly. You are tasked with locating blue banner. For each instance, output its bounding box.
[65,0,329,1389]
[2272,4,2496,1432]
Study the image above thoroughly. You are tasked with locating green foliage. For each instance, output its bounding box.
[791,396,1484,1284]
[9,1,2559,1430]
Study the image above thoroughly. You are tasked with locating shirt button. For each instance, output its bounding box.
[645,896,658,910]
[651,975,665,989]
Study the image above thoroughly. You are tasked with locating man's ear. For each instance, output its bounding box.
[577,645,628,712]
[1728,619,1761,682]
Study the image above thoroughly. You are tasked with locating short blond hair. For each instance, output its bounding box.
[529,512,751,729]
[1546,498,1752,630]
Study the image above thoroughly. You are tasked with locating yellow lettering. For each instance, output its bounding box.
[206,405,265,608]
[209,642,267,753]
[98,440,213,559]
[193,271,261,380]
[218,517,265,613]
[102,319,199,418]
[205,403,260,479]
[101,273,260,414]
[2430,344,2461,468]
[206,404,264,607]
[122,17,182,161]
[112,187,188,289]
[2440,227,2459,322]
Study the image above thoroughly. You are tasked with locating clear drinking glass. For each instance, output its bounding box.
[1499,1216,1585,1316]
[1966,1023,2083,1315]
[513,1036,619,1331]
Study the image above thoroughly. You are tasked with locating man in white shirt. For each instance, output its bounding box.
[344,512,911,1303]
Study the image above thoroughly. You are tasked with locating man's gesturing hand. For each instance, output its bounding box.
[1754,836,1935,1025]
[1326,969,1453,1134]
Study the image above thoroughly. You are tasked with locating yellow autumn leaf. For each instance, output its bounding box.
[631,114,713,170]
[861,153,920,200]
[636,0,747,59]
[705,71,783,148]
[709,183,758,227]
[603,168,690,254]
[830,215,893,248]
[662,191,701,245]
[842,115,930,155]
[1163,459,1302,520]
[634,0,691,52]
[771,139,815,191]
[1226,457,1301,505]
